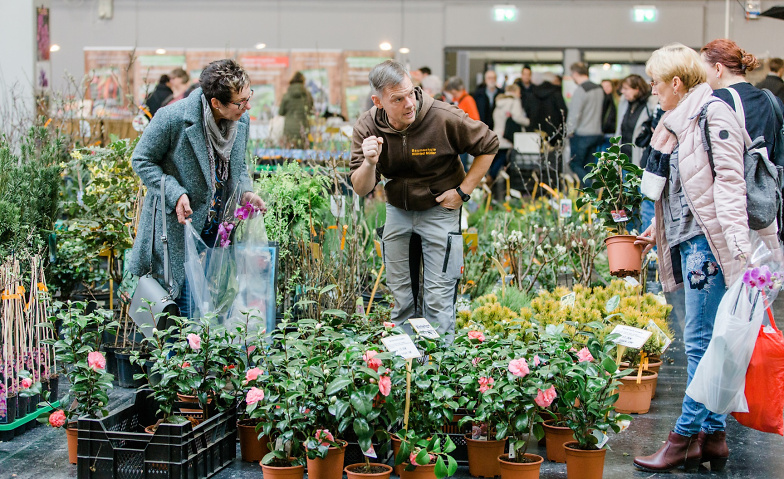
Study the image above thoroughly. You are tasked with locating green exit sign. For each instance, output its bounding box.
[494,5,518,22]
[634,6,658,22]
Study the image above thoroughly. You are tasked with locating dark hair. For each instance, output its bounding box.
[570,62,589,77]
[443,76,465,92]
[169,68,189,83]
[158,74,170,85]
[199,59,250,104]
[290,71,305,84]
[700,39,759,76]
[522,64,532,72]
[770,58,784,74]
[622,74,651,100]
[419,66,432,76]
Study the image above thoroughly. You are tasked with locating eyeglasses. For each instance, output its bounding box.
[227,89,254,109]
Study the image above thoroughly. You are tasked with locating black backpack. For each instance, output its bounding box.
[699,92,782,231]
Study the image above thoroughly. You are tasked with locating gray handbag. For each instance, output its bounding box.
[129,173,179,338]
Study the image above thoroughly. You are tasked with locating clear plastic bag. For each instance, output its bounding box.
[183,202,275,333]
[686,231,783,415]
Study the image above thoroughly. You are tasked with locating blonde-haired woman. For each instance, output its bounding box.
[633,43,778,473]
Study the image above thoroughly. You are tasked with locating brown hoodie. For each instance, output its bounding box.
[350,87,499,211]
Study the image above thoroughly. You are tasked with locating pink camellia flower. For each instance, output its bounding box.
[49,409,66,428]
[410,450,434,465]
[187,333,201,350]
[87,351,106,371]
[181,361,191,368]
[383,321,395,328]
[508,358,530,377]
[315,429,335,446]
[533,355,542,367]
[21,377,33,389]
[534,385,558,408]
[363,350,382,372]
[471,357,481,367]
[378,374,392,397]
[576,347,594,363]
[467,330,485,342]
[245,367,262,383]
[478,376,494,393]
[245,387,265,405]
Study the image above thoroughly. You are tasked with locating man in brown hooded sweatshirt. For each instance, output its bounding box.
[350,60,498,341]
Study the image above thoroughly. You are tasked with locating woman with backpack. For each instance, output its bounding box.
[633,43,779,474]
[701,39,784,167]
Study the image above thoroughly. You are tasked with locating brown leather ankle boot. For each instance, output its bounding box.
[699,431,729,471]
[633,431,702,473]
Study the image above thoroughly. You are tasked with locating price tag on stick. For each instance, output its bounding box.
[408,318,440,339]
[610,325,653,350]
[381,334,421,359]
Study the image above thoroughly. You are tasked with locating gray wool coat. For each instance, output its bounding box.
[128,88,253,298]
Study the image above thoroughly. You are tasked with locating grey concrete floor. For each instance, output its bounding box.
[2,288,784,478]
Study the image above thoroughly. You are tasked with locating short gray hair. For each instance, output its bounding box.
[369,60,410,95]
[444,76,465,92]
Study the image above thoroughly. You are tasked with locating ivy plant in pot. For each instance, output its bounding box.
[561,335,633,479]
[576,136,644,277]
[36,301,117,464]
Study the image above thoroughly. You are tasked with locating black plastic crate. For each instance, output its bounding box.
[77,391,237,479]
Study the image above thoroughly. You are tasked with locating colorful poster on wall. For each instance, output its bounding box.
[84,49,135,118]
[290,51,343,116]
[37,7,50,61]
[238,52,290,120]
[342,53,390,122]
[134,51,186,105]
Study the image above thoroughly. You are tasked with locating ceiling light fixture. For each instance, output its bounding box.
[379,42,392,51]
[155,48,166,55]
[399,47,410,54]
[255,43,267,50]
[50,44,60,53]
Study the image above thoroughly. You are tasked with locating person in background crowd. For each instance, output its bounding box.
[553,75,563,86]
[616,74,658,166]
[410,66,432,86]
[489,83,529,192]
[165,68,191,105]
[514,65,540,132]
[145,74,172,118]
[473,70,502,129]
[350,60,498,342]
[756,57,784,103]
[421,74,445,101]
[533,72,568,145]
[444,76,481,171]
[279,71,314,148]
[701,39,784,165]
[145,68,192,118]
[633,43,778,474]
[599,79,618,152]
[566,62,604,186]
[129,59,265,319]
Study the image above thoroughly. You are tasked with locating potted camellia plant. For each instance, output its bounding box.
[236,312,271,462]
[560,336,633,479]
[32,301,117,464]
[576,136,644,276]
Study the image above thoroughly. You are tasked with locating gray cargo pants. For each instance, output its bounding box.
[382,203,463,342]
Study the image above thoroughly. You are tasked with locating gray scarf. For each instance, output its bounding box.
[201,94,238,192]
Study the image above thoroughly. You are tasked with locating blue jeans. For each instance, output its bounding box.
[488,149,508,180]
[673,235,727,436]
[174,277,191,319]
[569,134,603,187]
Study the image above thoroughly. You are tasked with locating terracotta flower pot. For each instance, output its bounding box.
[345,463,393,479]
[391,434,403,476]
[66,423,78,465]
[261,462,305,479]
[497,454,544,479]
[615,370,658,414]
[620,359,663,399]
[306,440,347,479]
[237,420,269,462]
[605,235,643,277]
[465,434,506,477]
[543,419,574,463]
[563,442,606,479]
[400,463,437,479]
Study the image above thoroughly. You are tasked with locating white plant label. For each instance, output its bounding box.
[560,292,576,309]
[610,325,653,350]
[559,199,573,217]
[509,189,523,199]
[381,334,421,359]
[596,431,610,449]
[653,293,667,306]
[624,276,640,288]
[408,317,440,339]
[330,196,346,218]
[363,444,377,459]
[647,320,672,353]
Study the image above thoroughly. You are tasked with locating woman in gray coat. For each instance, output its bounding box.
[128,59,265,318]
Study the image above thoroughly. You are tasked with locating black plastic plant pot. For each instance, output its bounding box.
[145,360,162,387]
[29,394,40,414]
[102,345,120,379]
[2,394,17,424]
[49,375,60,402]
[115,351,148,388]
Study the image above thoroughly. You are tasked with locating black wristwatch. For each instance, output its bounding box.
[455,186,470,202]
